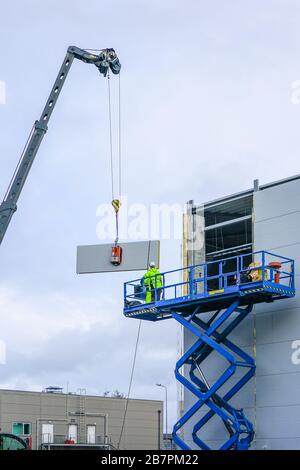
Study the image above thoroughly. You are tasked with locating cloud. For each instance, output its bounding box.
[0,284,179,424]
[1,0,300,432]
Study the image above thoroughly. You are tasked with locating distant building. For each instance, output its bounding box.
[0,388,163,450]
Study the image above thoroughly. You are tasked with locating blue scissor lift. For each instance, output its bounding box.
[123,251,295,450]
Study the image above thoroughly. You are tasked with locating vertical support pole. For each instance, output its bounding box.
[124,282,127,304]
[157,410,161,450]
[104,414,109,445]
[204,263,207,296]
[189,266,194,297]
[291,260,295,290]
[236,255,240,286]
[182,213,189,296]
[218,261,223,290]
[262,251,265,280]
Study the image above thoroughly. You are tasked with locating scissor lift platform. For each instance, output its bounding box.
[124,251,295,321]
[124,280,294,321]
[123,251,295,450]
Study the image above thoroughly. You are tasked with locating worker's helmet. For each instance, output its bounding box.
[149,261,156,268]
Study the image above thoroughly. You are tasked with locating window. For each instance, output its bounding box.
[205,219,252,254]
[205,196,252,227]
[204,195,253,261]
[87,425,96,444]
[12,422,31,436]
[12,423,22,436]
[23,423,31,435]
[68,424,77,443]
[203,195,253,290]
[42,423,54,444]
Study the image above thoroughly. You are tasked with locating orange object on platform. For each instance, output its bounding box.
[269,261,282,284]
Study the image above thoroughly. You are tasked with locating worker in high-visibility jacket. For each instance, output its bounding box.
[143,262,163,303]
[248,262,269,282]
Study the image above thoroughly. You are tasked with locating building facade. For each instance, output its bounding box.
[0,388,163,450]
[182,175,300,449]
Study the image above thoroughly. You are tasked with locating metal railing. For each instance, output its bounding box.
[124,251,295,306]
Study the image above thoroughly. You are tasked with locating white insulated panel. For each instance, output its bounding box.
[76,240,160,273]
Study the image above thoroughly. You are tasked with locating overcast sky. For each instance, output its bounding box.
[0,0,300,431]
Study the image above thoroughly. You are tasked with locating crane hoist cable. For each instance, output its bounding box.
[107,70,123,264]
[117,319,142,449]
[107,70,115,201]
[118,72,122,197]
[107,70,122,200]
[117,246,151,448]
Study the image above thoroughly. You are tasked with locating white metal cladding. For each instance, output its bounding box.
[253,178,300,450]
[182,176,300,449]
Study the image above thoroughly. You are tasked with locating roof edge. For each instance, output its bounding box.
[199,173,300,208]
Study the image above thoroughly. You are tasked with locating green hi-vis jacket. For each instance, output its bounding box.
[143,267,163,289]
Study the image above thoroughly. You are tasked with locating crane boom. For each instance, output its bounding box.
[0,46,121,245]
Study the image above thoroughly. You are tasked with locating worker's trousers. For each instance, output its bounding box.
[145,288,162,303]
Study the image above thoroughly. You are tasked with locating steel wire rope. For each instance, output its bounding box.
[118,244,151,449]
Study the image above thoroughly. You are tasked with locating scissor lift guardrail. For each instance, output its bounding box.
[123,251,295,449]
